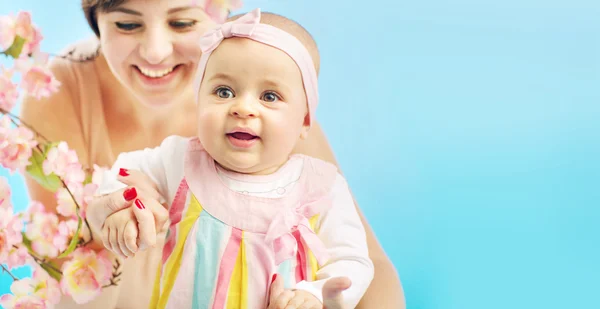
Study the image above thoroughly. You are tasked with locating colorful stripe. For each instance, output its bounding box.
[226,231,248,309]
[192,212,231,308]
[294,230,307,282]
[212,228,243,309]
[162,180,190,264]
[156,194,204,309]
[308,214,320,280]
[276,259,294,289]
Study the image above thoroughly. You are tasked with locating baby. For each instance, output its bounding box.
[97,9,373,309]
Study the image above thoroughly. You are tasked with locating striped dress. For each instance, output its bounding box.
[149,138,338,309]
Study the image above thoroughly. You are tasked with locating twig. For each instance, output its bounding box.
[102,259,122,288]
[1,264,19,281]
[0,108,50,143]
[57,177,94,244]
[13,245,63,275]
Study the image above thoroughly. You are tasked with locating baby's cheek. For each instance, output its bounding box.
[197,110,221,136]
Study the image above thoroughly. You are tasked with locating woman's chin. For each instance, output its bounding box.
[130,91,181,110]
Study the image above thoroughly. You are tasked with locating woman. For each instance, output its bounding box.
[21,0,405,308]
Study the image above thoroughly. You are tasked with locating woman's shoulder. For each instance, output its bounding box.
[48,36,102,83]
[20,37,106,161]
[56,35,101,63]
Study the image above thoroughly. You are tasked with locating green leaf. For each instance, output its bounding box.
[40,262,62,282]
[57,216,81,259]
[26,143,62,192]
[4,36,26,58]
[83,171,93,185]
[21,233,32,250]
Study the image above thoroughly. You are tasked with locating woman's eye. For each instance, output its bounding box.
[216,87,234,99]
[115,22,141,31]
[261,92,281,103]
[169,20,196,29]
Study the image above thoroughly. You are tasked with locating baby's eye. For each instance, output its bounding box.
[215,87,234,99]
[115,22,141,31]
[261,91,281,103]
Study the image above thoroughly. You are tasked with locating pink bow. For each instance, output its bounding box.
[199,8,261,53]
[265,205,329,267]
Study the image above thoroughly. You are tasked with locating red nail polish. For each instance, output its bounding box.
[135,199,145,210]
[123,187,137,201]
[271,274,277,284]
[119,168,129,176]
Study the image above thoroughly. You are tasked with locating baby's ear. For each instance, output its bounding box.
[300,114,310,140]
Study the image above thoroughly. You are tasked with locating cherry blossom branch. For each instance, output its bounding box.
[0,107,50,143]
[1,265,19,281]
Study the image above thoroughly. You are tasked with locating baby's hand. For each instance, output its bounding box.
[270,290,322,309]
[101,206,140,259]
[268,277,322,309]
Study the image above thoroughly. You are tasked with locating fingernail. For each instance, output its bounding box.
[135,199,145,210]
[119,168,129,176]
[123,187,137,201]
[271,274,277,284]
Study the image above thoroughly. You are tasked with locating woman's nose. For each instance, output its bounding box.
[139,26,173,64]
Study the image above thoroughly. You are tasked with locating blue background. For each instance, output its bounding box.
[1,0,599,308]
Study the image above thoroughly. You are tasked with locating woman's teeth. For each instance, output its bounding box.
[138,66,174,78]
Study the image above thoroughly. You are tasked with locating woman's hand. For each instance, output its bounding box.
[86,169,169,251]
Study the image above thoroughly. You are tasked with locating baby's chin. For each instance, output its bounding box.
[216,156,281,176]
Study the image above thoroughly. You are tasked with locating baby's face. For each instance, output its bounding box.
[196,37,310,175]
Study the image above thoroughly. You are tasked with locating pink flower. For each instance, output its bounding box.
[20,65,60,100]
[54,219,80,253]
[60,248,112,304]
[0,268,61,309]
[5,246,30,269]
[204,0,243,23]
[25,209,62,258]
[13,11,43,55]
[13,52,60,100]
[42,141,84,185]
[0,176,12,209]
[63,164,85,188]
[25,201,45,221]
[0,115,38,173]
[0,206,24,263]
[91,164,108,187]
[0,67,19,112]
[54,188,76,218]
[0,15,16,51]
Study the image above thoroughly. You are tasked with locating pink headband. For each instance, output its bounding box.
[194,8,319,127]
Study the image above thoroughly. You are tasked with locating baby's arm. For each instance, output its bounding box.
[294,174,375,308]
[96,137,186,256]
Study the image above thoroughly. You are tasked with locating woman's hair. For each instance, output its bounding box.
[82,0,126,37]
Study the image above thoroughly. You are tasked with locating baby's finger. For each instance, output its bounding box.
[109,225,123,259]
[117,168,164,204]
[269,274,285,307]
[284,294,305,309]
[270,290,294,309]
[297,298,320,309]
[123,219,139,253]
[132,198,157,250]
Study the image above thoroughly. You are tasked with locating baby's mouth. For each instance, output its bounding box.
[226,132,259,141]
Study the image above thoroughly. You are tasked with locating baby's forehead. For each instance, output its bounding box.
[203,39,303,83]
[227,12,320,74]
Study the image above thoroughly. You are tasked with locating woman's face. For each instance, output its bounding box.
[96,0,219,108]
